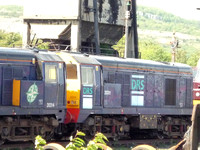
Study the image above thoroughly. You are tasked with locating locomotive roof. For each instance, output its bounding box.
[68,53,192,75]
[92,55,190,68]
[69,53,101,65]
[35,51,63,62]
[93,55,192,75]
[0,47,35,60]
[0,47,63,62]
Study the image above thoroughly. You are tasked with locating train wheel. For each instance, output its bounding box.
[0,139,5,145]
[113,136,119,141]
[0,136,5,145]
[84,131,93,142]
[45,131,54,142]
[84,126,95,141]
[157,132,164,140]
[43,143,65,150]
[132,144,156,150]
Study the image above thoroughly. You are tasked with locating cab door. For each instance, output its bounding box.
[44,62,65,108]
[81,65,101,109]
[94,65,101,106]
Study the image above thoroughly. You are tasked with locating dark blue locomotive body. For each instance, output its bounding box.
[0,48,193,142]
[60,52,193,139]
[0,48,66,142]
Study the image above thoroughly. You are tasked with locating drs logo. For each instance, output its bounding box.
[130,75,145,106]
[83,87,93,95]
[131,79,144,90]
[131,75,145,91]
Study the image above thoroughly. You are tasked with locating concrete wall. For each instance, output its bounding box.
[23,0,134,52]
[23,0,126,26]
[23,0,80,19]
[81,0,125,25]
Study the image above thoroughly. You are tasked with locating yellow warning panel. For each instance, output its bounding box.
[67,80,80,109]
[12,79,21,106]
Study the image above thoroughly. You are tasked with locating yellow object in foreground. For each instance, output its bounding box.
[193,100,200,105]
[132,144,156,150]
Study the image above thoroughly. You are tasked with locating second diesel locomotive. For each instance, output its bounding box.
[58,52,193,139]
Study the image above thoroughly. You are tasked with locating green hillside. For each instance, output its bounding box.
[136,6,200,66]
[0,5,23,18]
[137,6,200,36]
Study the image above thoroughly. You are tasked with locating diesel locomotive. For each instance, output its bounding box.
[0,47,66,143]
[0,47,194,143]
[58,51,193,139]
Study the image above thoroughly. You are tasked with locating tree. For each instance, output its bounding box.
[112,36,125,57]
[187,51,200,67]
[5,32,22,46]
[139,40,171,62]
[176,49,188,64]
[0,30,22,47]
[113,37,171,62]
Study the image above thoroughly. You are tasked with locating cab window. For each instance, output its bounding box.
[36,61,43,80]
[45,64,57,83]
[67,64,77,79]
[81,67,94,86]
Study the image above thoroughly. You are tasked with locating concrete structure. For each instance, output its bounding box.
[23,0,138,58]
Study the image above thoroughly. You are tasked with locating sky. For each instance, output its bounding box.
[0,0,23,5]
[137,0,200,20]
[0,0,200,20]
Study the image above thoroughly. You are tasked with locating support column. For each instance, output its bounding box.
[71,0,81,52]
[71,20,81,52]
[93,0,100,55]
[125,0,138,59]
[23,22,31,48]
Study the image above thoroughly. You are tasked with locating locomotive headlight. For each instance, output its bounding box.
[196,92,200,97]
[32,58,35,64]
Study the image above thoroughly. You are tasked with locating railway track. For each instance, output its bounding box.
[0,138,180,150]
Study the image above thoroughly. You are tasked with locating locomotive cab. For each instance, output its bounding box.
[0,48,66,143]
[57,52,102,124]
[12,51,66,113]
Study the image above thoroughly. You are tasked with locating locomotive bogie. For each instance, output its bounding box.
[161,116,190,138]
[81,115,130,139]
[0,116,58,142]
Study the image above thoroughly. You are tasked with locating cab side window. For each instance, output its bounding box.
[81,67,94,86]
[45,64,57,83]
[36,61,43,80]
